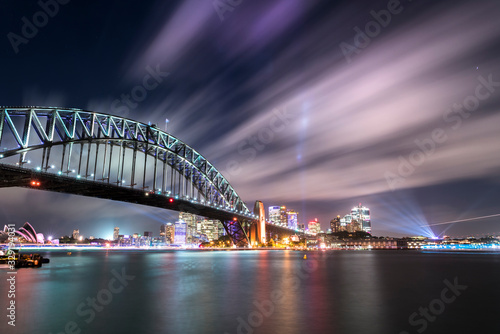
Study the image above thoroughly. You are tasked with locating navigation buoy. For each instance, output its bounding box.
[303,254,307,259]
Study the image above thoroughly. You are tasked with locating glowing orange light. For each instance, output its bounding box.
[233,217,237,221]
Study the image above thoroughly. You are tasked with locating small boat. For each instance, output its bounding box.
[0,248,49,268]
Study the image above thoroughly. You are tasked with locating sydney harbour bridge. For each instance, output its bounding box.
[0,107,298,246]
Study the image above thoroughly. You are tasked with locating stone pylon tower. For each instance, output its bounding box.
[253,200,266,244]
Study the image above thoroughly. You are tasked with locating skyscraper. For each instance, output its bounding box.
[269,206,280,224]
[351,203,371,233]
[174,220,187,245]
[280,206,287,226]
[179,212,200,243]
[330,216,341,233]
[308,218,321,235]
[72,229,80,240]
[165,223,175,244]
[113,227,119,241]
[287,211,298,230]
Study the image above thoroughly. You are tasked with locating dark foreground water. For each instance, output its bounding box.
[1,249,500,334]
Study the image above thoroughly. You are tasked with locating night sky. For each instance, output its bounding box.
[0,0,499,239]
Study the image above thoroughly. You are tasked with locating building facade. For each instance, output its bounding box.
[269,206,281,224]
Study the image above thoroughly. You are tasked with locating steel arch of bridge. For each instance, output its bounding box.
[0,107,253,246]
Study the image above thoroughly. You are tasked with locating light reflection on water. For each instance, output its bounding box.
[0,250,499,334]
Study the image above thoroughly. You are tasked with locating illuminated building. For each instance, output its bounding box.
[351,203,371,233]
[199,219,219,241]
[72,229,80,240]
[280,206,287,226]
[174,220,187,245]
[113,227,119,240]
[308,218,321,235]
[165,223,175,244]
[269,206,280,224]
[160,224,166,239]
[287,211,298,230]
[4,222,45,243]
[179,212,202,243]
[330,216,341,233]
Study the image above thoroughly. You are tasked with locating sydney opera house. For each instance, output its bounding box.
[0,222,45,244]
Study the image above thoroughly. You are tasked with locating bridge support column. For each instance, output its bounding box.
[253,201,266,245]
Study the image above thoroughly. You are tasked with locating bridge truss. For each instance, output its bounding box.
[0,107,254,246]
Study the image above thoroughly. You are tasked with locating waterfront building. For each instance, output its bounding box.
[165,223,175,244]
[280,206,287,226]
[160,224,166,240]
[113,227,119,240]
[287,211,298,230]
[308,219,321,235]
[72,229,80,240]
[351,203,371,233]
[269,206,281,224]
[179,212,201,243]
[174,220,187,245]
[199,219,219,241]
[330,216,341,233]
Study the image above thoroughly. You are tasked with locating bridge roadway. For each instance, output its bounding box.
[0,164,298,242]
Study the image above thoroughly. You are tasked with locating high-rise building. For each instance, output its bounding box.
[308,218,321,235]
[72,229,80,240]
[199,219,219,241]
[330,216,341,233]
[174,220,187,245]
[269,206,280,224]
[113,227,119,241]
[165,223,175,244]
[351,203,371,233]
[280,206,287,226]
[179,212,200,243]
[287,211,298,230]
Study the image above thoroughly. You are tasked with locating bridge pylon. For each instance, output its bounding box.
[249,200,266,245]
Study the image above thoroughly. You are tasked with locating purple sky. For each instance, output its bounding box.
[0,0,499,238]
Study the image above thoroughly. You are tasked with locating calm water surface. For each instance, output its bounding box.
[1,250,499,334]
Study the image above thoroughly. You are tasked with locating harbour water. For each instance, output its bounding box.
[1,249,500,334]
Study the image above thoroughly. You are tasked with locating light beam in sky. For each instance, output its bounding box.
[422,213,500,227]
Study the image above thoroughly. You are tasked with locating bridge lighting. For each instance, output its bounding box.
[36,167,41,171]
[71,169,76,173]
[145,192,149,196]
[57,171,62,175]
[77,175,81,179]
[122,180,125,183]
[27,160,31,164]
[233,217,237,221]
[31,180,41,186]
[0,154,3,158]
[169,198,174,203]
[90,173,94,177]
[50,165,55,169]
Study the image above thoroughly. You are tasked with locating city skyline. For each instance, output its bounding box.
[0,0,499,238]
